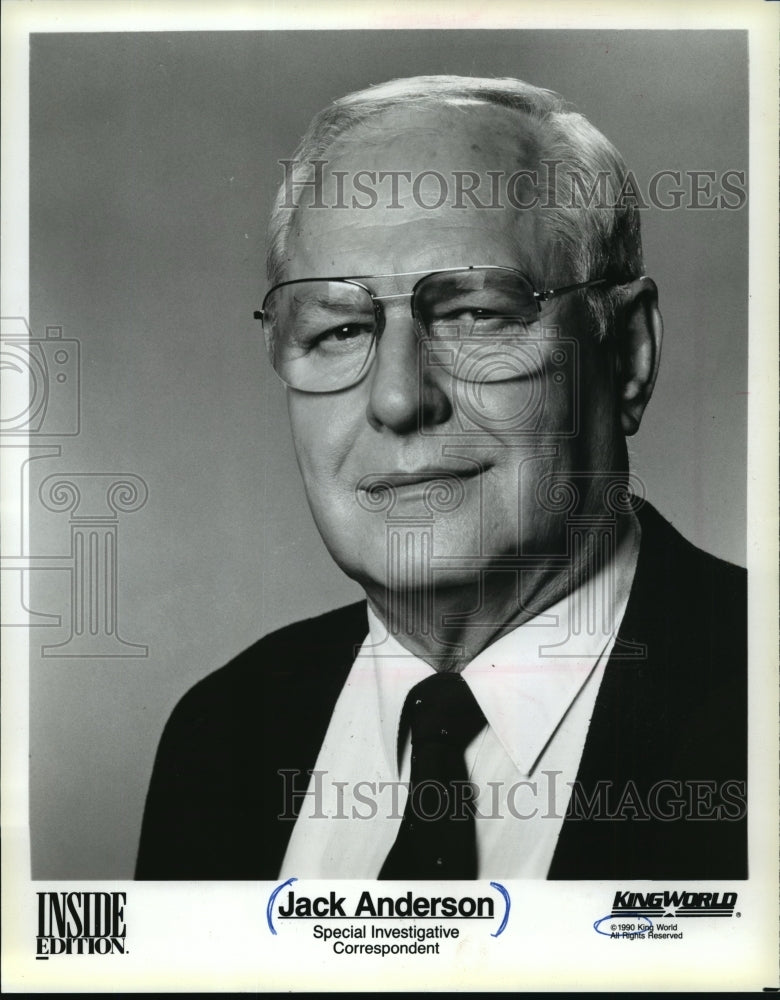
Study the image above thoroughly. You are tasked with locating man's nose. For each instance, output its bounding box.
[365,309,452,434]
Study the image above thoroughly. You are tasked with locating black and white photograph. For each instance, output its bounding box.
[2,1,777,992]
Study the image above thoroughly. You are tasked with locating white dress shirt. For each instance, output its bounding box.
[281,514,641,878]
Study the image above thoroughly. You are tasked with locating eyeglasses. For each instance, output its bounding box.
[253,265,607,393]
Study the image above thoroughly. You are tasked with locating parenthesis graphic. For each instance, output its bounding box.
[266,876,297,936]
[490,881,511,937]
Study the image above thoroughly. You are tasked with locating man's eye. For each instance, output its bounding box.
[425,307,492,332]
[437,306,492,320]
[320,323,372,341]
[309,323,374,352]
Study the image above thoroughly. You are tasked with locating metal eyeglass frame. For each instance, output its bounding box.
[252,264,609,391]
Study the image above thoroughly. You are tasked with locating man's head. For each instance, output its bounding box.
[261,75,662,633]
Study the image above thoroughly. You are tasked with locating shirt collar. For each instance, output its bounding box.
[362,512,641,780]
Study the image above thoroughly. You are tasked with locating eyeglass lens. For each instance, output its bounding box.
[262,267,542,392]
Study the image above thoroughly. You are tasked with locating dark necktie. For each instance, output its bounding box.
[379,672,487,880]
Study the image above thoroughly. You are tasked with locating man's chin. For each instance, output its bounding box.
[334,552,508,607]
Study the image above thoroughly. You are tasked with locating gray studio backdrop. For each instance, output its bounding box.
[27,30,747,877]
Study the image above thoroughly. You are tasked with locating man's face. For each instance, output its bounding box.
[281,105,622,613]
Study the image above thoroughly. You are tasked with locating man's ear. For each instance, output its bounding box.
[614,276,663,436]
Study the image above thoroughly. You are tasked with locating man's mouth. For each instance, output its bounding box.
[356,465,486,502]
[372,466,482,488]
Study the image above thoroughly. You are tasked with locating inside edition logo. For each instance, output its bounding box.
[36,892,127,958]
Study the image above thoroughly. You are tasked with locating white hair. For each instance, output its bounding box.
[266,75,644,339]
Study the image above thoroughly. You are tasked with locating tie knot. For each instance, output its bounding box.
[404,672,486,749]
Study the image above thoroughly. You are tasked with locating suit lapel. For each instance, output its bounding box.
[547,503,670,878]
[263,603,368,875]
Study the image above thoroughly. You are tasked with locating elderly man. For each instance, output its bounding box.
[136,76,746,880]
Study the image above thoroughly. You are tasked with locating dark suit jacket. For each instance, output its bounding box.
[136,502,747,880]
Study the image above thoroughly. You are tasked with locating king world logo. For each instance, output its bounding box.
[611,890,738,919]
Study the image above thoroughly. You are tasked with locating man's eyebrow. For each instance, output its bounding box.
[428,273,490,293]
[289,291,371,313]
